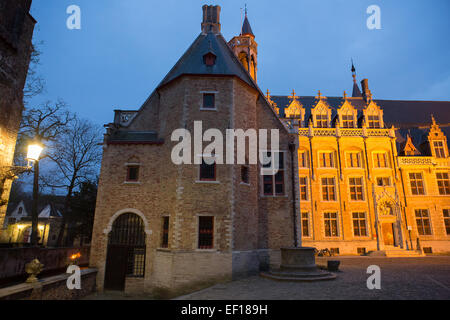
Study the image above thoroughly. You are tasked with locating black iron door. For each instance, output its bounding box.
[103,213,146,291]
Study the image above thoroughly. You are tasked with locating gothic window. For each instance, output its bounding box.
[198,216,214,249]
[299,177,308,201]
[319,152,334,168]
[324,212,339,237]
[346,152,361,168]
[415,209,432,235]
[352,212,368,237]
[126,166,139,182]
[161,217,169,248]
[199,157,216,181]
[321,177,336,201]
[262,152,285,196]
[341,114,355,128]
[315,114,328,128]
[433,141,446,158]
[409,173,425,195]
[349,177,364,201]
[202,93,216,109]
[443,209,450,235]
[436,172,450,195]
[302,212,310,237]
[367,115,381,128]
[373,152,389,168]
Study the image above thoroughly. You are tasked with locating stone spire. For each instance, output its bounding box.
[351,60,362,98]
[241,5,254,37]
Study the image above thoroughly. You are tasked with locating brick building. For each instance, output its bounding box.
[91,5,450,295]
[0,0,36,228]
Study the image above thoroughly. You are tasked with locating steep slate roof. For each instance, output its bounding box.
[38,204,63,218]
[241,15,254,36]
[352,83,362,97]
[158,32,256,90]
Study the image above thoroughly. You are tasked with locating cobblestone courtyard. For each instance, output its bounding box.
[175,256,450,300]
[84,256,450,300]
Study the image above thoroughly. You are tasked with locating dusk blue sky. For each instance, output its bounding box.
[29,0,450,126]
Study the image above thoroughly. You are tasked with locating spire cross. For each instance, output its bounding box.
[288,89,298,101]
[266,89,271,99]
[343,91,347,99]
[245,4,248,16]
[317,90,321,99]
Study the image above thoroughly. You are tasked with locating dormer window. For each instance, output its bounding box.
[316,114,328,128]
[203,52,216,66]
[342,115,355,128]
[368,115,381,128]
[433,141,446,158]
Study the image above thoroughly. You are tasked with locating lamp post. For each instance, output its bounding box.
[26,142,44,246]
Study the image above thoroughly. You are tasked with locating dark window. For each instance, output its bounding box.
[377,177,391,187]
[321,177,336,201]
[241,166,249,184]
[298,151,308,168]
[409,173,425,195]
[202,93,215,109]
[423,247,433,254]
[324,212,339,237]
[357,247,366,255]
[200,157,216,181]
[302,212,309,237]
[415,209,432,235]
[203,53,216,66]
[319,152,334,167]
[300,177,308,201]
[161,217,169,248]
[433,141,446,158]
[198,216,214,249]
[342,115,354,128]
[443,209,450,235]
[262,152,284,196]
[368,115,381,128]
[18,207,23,214]
[352,212,367,236]
[126,166,139,182]
[436,172,450,195]
[349,177,364,201]
[330,248,340,255]
[316,114,328,128]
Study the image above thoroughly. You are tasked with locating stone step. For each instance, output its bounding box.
[384,249,425,257]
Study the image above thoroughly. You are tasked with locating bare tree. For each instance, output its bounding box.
[17,100,72,245]
[43,116,103,246]
[23,41,45,105]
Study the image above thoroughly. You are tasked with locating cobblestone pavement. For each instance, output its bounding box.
[175,256,450,300]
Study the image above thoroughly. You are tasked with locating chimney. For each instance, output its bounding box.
[360,79,372,102]
[201,5,221,34]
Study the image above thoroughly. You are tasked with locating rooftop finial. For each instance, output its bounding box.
[431,114,436,125]
[245,3,248,16]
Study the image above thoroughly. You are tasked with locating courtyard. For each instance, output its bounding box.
[83,256,450,300]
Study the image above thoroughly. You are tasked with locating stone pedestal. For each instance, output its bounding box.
[261,247,336,282]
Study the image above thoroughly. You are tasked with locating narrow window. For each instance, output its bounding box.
[324,212,339,237]
[352,212,367,236]
[301,212,310,237]
[443,209,450,235]
[161,217,169,248]
[202,93,215,109]
[199,157,216,181]
[319,152,334,168]
[126,166,139,182]
[373,152,388,168]
[436,172,450,195]
[349,177,364,201]
[198,216,214,249]
[409,173,425,195]
[299,177,308,201]
[241,165,249,184]
[18,207,23,214]
[321,177,336,201]
[298,151,308,168]
[415,209,432,235]
[346,152,361,168]
[262,152,285,196]
[433,141,446,158]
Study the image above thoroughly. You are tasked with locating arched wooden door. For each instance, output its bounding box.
[104,213,146,291]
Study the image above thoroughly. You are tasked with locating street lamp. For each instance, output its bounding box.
[26,143,44,164]
[27,142,44,246]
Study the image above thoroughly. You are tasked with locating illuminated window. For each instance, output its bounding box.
[436,172,450,195]
[433,141,446,158]
[373,152,388,168]
[299,177,308,201]
[349,177,364,201]
[352,212,367,237]
[324,212,339,237]
[415,209,432,235]
[302,212,310,237]
[346,152,361,168]
[319,152,334,168]
[409,173,425,195]
[321,177,336,201]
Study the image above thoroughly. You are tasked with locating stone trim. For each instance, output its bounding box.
[103,208,152,235]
